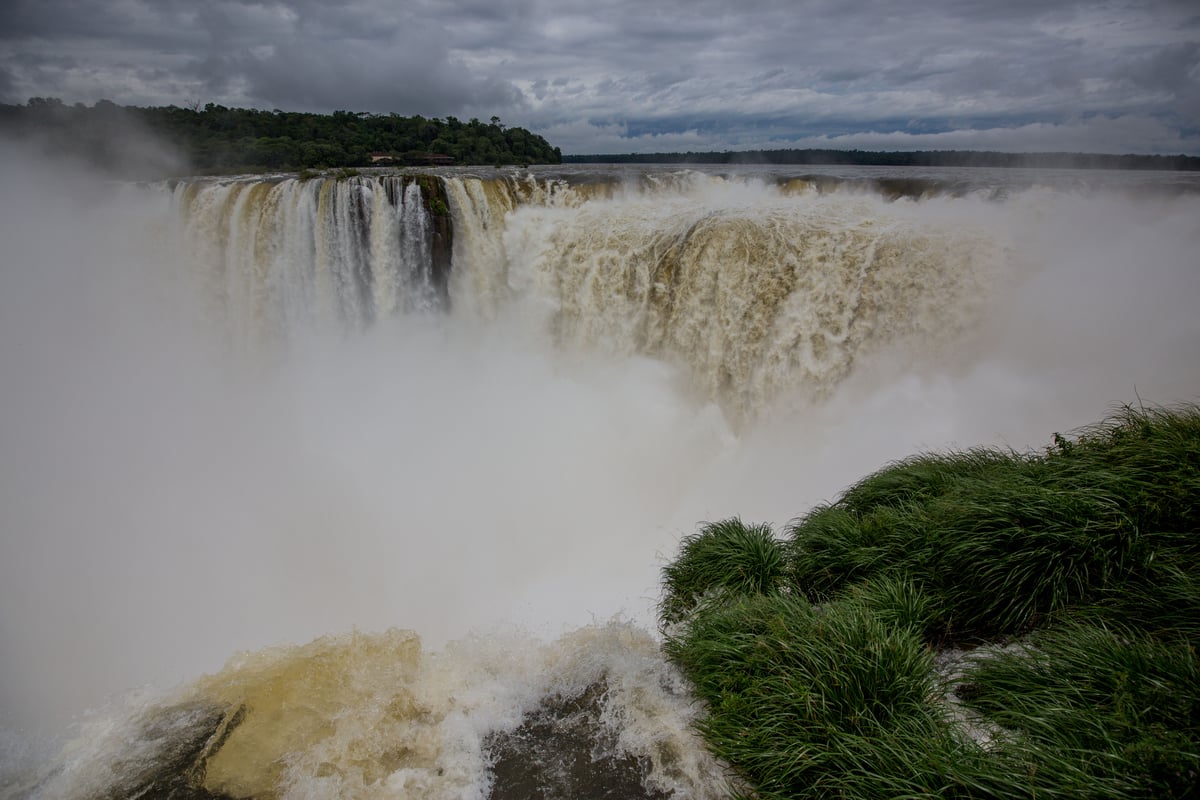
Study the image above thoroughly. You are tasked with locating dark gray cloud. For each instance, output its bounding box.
[1,0,1196,153]
[0,64,15,104]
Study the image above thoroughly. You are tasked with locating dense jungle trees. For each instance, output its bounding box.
[0,98,562,176]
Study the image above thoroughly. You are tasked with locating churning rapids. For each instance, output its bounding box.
[2,154,1198,799]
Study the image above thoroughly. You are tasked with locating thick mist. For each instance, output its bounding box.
[0,147,732,737]
[2,151,1198,751]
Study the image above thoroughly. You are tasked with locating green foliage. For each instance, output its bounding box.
[659,518,786,627]
[835,449,1027,516]
[664,593,962,799]
[961,621,1200,798]
[922,472,1132,637]
[1087,561,1200,640]
[1052,405,1200,544]
[659,404,1200,800]
[786,503,911,602]
[0,99,563,177]
[841,574,938,636]
[784,405,1199,641]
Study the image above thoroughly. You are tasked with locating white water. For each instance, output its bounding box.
[1,150,1198,798]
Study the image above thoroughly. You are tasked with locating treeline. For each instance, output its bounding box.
[565,148,1200,171]
[0,97,562,176]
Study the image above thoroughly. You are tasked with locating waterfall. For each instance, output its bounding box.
[440,172,1004,422]
[4,153,1199,800]
[173,175,441,346]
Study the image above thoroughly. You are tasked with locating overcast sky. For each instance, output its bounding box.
[1,0,1197,154]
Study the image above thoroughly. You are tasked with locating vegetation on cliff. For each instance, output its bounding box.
[661,405,1200,799]
[0,97,562,176]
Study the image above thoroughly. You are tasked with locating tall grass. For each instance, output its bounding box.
[659,518,786,627]
[1088,561,1200,640]
[960,620,1200,798]
[660,404,1200,799]
[663,593,965,799]
[785,405,1198,641]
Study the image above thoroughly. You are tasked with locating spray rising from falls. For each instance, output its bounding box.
[178,171,1005,422]
[4,160,1199,799]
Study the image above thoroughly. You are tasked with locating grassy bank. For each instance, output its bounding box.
[660,405,1200,799]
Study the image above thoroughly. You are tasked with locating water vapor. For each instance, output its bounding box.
[0,148,730,737]
[2,154,1197,764]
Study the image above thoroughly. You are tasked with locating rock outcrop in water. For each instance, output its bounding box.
[34,700,243,800]
[485,681,671,800]
[415,176,453,307]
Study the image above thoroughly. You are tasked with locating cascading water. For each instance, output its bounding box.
[174,175,443,348]
[2,154,1198,800]
[180,170,1004,421]
[472,175,1001,422]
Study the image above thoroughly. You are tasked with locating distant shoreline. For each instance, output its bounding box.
[563,149,1200,171]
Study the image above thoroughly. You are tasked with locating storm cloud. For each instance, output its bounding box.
[1,0,1196,154]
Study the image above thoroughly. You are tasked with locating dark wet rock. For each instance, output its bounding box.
[415,176,453,307]
[93,701,243,800]
[485,682,670,800]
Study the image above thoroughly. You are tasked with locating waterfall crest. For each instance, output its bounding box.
[174,175,443,347]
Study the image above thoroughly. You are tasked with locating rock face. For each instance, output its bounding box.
[485,681,671,800]
[61,700,243,800]
[417,176,454,308]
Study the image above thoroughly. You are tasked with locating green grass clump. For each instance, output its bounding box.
[840,573,938,636]
[918,472,1134,638]
[659,518,786,627]
[659,403,1200,799]
[664,593,964,799]
[786,503,915,602]
[834,449,1029,517]
[1052,405,1200,536]
[1088,562,1200,640]
[960,621,1200,798]
[785,405,1199,641]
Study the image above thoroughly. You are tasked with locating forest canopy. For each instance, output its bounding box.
[0,98,563,176]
